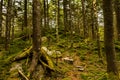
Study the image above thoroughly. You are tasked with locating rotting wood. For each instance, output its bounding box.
[40,47,54,71]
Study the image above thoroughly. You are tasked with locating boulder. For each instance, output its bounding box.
[41,47,62,58]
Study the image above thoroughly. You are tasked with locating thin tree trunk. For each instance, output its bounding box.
[69,0,73,48]
[91,0,95,40]
[43,0,46,29]
[5,0,12,50]
[115,0,120,40]
[56,0,59,42]
[11,0,15,41]
[0,0,3,37]
[103,0,119,79]
[93,0,102,59]
[81,0,87,38]
[11,18,15,41]
[46,0,49,29]
[24,0,27,28]
[63,0,67,34]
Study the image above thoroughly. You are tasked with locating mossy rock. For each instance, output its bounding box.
[50,52,62,58]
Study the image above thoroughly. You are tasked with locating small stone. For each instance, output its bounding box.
[62,57,74,64]
[76,66,84,71]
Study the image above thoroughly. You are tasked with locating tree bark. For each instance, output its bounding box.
[103,0,119,79]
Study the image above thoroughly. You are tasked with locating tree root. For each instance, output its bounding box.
[28,51,39,76]
[11,46,55,78]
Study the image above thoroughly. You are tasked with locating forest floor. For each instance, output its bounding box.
[0,37,108,80]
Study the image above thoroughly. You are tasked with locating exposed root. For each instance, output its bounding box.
[28,51,39,75]
[11,46,55,79]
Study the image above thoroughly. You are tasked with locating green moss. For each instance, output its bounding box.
[62,77,72,80]
[81,73,89,80]
[107,73,119,80]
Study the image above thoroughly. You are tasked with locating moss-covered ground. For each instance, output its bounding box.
[1,34,120,80]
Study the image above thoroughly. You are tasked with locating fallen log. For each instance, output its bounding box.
[13,35,26,41]
[12,46,32,62]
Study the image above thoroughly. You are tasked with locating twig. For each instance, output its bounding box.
[18,68,29,80]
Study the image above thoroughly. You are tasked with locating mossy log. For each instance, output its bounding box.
[12,46,32,62]
[40,47,54,71]
[12,46,54,71]
[13,36,26,41]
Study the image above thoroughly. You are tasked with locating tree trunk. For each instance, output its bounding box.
[115,0,120,40]
[91,0,96,40]
[93,0,102,59]
[0,0,3,37]
[68,0,73,48]
[81,0,87,38]
[63,0,68,34]
[46,0,49,29]
[11,0,15,41]
[5,0,12,50]
[103,0,119,79]
[29,0,41,74]
[43,0,47,29]
[24,0,27,28]
[56,0,60,42]
[11,17,15,41]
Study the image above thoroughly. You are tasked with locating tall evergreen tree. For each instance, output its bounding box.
[29,0,41,75]
[103,0,119,79]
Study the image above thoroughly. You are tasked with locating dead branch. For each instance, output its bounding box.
[18,68,29,80]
